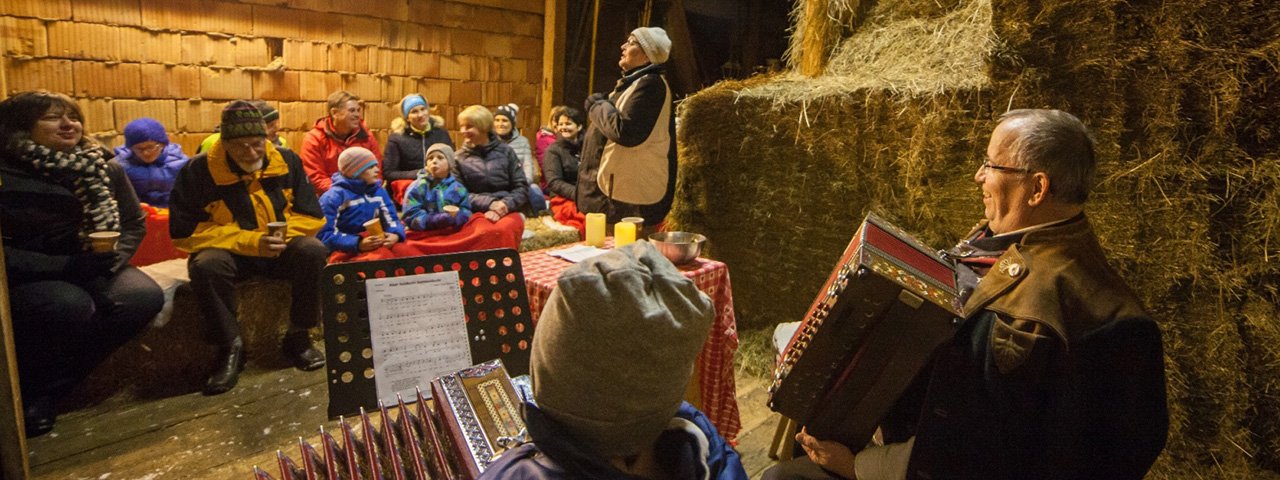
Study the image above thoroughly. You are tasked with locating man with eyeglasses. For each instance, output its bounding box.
[170,101,328,395]
[765,109,1169,480]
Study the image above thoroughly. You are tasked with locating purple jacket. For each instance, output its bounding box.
[113,142,189,208]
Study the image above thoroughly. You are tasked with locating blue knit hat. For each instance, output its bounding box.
[401,94,428,119]
[123,118,169,148]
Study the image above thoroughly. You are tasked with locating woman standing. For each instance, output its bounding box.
[383,94,453,204]
[0,91,163,437]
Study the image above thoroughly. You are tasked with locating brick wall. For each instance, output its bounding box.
[0,0,545,154]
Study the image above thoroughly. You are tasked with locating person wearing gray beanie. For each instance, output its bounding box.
[479,241,747,479]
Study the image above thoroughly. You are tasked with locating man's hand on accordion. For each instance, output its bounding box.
[797,428,858,479]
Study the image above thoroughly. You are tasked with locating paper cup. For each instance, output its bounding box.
[364,218,384,237]
[89,231,120,253]
[266,221,287,239]
[443,205,460,217]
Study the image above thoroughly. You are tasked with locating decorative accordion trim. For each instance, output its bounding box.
[441,372,496,471]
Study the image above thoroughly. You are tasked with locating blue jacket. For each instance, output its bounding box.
[401,171,472,231]
[317,173,406,253]
[113,142,189,208]
[479,402,747,480]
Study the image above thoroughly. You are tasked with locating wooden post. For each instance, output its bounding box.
[586,0,601,94]
[0,223,31,480]
[541,0,567,126]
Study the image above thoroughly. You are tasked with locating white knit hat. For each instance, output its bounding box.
[631,27,671,65]
[530,241,713,457]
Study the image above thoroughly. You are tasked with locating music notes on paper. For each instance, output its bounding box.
[366,271,472,404]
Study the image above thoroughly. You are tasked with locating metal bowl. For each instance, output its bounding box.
[648,231,707,265]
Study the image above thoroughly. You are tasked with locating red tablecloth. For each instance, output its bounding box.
[519,241,742,441]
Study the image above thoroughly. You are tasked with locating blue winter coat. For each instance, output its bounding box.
[478,402,747,480]
[317,173,406,253]
[401,171,472,232]
[113,142,189,208]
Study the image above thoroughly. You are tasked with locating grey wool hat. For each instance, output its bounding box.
[530,241,714,458]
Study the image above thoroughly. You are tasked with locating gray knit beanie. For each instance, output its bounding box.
[531,241,713,458]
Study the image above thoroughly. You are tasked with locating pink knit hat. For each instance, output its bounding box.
[338,147,378,178]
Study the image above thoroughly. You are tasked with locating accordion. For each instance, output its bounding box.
[257,359,527,480]
[768,213,964,449]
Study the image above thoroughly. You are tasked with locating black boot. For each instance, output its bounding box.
[23,396,56,438]
[204,337,245,395]
[282,330,324,371]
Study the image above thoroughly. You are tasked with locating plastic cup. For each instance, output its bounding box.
[364,218,384,237]
[443,205,460,217]
[267,221,287,239]
[88,231,120,253]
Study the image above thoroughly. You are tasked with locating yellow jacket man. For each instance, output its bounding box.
[170,101,327,395]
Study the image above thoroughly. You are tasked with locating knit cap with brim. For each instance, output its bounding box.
[338,146,378,178]
[530,241,714,458]
[220,100,267,140]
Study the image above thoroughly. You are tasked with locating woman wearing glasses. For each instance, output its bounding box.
[114,117,190,208]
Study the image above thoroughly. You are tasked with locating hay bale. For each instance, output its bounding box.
[72,280,299,404]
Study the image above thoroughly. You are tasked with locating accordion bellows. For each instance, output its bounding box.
[768,214,963,449]
[258,360,526,480]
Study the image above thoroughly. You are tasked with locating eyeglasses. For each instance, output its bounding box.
[133,143,164,154]
[979,161,1029,174]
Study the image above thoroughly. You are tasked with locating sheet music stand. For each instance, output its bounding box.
[321,248,535,418]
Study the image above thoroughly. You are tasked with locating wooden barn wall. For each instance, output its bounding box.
[0,0,546,153]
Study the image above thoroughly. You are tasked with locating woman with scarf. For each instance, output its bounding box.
[0,91,163,438]
[382,93,453,204]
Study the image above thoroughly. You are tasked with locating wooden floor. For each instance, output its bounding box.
[28,359,784,479]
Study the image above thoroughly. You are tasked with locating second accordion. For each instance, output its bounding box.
[768,213,964,449]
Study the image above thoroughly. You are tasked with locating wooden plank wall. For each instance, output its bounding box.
[0,0,547,154]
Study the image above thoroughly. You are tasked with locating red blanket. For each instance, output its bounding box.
[328,214,524,263]
[549,196,585,239]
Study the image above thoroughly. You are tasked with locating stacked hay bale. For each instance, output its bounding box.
[673,0,1280,477]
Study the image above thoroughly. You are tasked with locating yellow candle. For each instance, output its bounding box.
[586,213,606,247]
[614,220,636,246]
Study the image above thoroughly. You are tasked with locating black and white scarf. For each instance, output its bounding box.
[16,139,120,241]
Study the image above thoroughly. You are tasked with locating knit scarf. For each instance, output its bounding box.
[16,139,121,241]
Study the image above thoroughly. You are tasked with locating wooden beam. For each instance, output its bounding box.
[0,224,31,480]
[541,0,567,126]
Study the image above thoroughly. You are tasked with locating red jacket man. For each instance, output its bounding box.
[300,90,383,194]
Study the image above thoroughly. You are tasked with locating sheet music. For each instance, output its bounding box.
[366,271,472,404]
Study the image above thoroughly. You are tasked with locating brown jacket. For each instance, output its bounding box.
[890,215,1168,480]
